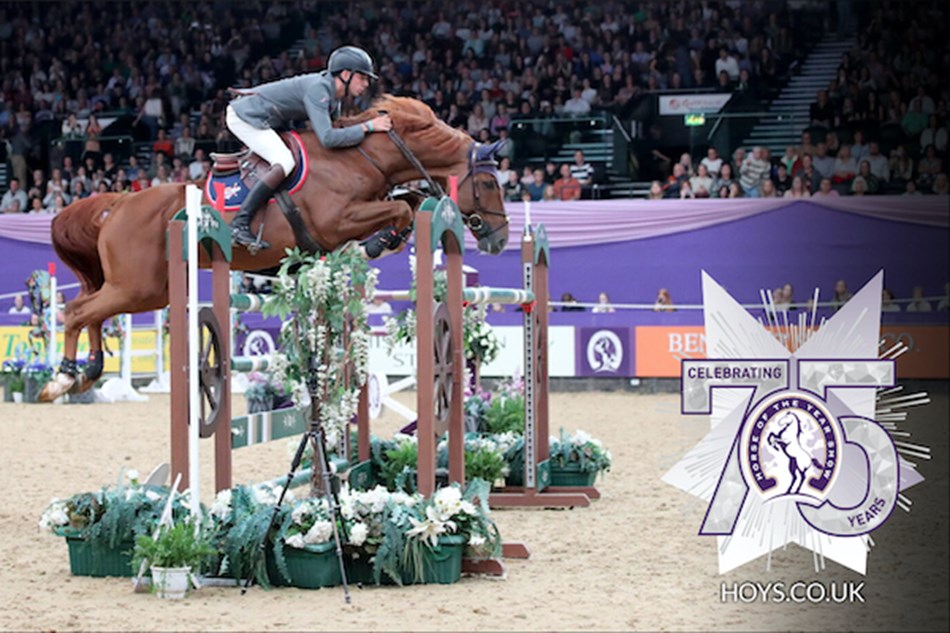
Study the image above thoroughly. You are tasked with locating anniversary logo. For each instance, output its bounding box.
[664,271,928,576]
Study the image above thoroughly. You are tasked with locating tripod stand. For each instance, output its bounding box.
[242,417,352,602]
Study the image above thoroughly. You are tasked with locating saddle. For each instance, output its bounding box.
[206,132,322,254]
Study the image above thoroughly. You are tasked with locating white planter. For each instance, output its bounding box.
[150,566,191,599]
[12,392,23,403]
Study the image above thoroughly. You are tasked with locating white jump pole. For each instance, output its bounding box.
[48,262,57,369]
[186,184,202,517]
[155,309,165,382]
[121,313,133,383]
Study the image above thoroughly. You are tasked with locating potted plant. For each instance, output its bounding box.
[244,371,281,413]
[268,496,341,589]
[548,428,612,486]
[2,359,26,402]
[340,480,501,586]
[40,475,194,577]
[133,521,215,599]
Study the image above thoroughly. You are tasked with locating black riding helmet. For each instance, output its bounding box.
[327,46,379,80]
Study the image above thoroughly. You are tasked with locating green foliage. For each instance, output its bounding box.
[381,440,419,493]
[549,428,613,474]
[262,246,375,445]
[484,393,525,434]
[7,373,25,392]
[464,443,507,484]
[53,486,191,550]
[133,521,216,569]
[221,505,275,588]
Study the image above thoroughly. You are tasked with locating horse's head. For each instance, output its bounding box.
[455,140,509,254]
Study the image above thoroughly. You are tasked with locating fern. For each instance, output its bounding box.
[373,506,407,585]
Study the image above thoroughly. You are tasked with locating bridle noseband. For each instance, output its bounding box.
[458,142,509,241]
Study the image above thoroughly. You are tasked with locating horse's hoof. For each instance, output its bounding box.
[71,376,95,395]
[38,374,76,402]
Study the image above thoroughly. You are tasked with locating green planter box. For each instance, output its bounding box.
[549,465,598,487]
[59,530,135,577]
[267,541,341,589]
[24,374,48,403]
[346,534,466,586]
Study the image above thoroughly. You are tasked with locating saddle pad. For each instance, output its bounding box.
[204,131,309,212]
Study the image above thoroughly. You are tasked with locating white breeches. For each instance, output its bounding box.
[226,105,296,176]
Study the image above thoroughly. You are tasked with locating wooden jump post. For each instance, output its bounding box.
[167,185,233,500]
[354,187,594,509]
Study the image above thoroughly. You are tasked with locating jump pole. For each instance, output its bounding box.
[169,184,232,500]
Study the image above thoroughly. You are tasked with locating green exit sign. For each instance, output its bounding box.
[685,113,706,126]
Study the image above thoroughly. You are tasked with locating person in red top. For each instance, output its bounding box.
[552,164,582,201]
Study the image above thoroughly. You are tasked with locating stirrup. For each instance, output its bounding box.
[231,225,270,253]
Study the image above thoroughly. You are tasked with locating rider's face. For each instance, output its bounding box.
[349,72,370,95]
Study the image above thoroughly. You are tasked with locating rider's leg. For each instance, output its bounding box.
[225,106,296,249]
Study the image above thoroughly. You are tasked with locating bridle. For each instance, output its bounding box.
[357,128,508,241]
[458,142,509,242]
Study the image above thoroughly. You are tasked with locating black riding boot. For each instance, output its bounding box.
[230,165,285,251]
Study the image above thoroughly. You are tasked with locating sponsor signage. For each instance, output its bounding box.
[575,327,634,377]
[659,93,731,115]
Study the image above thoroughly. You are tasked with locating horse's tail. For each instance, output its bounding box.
[811,457,824,470]
[50,196,112,294]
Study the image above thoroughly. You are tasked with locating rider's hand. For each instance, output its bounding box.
[364,114,392,133]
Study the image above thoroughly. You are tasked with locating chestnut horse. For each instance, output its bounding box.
[39,95,509,401]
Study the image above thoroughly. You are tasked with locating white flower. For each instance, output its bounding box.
[125,469,140,486]
[460,500,477,516]
[406,506,456,547]
[468,534,486,548]
[145,490,162,502]
[349,522,368,546]
[304,520,334,545]
[285,533,307,549]
[433,486,463,519]
[211,489,232,521]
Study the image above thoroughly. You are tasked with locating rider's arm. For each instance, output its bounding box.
[304,83,366,149]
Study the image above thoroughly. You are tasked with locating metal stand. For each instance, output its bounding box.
[241,419,351,603]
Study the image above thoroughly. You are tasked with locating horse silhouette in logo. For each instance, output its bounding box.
[591,335,620,372]
[766,412,824,494]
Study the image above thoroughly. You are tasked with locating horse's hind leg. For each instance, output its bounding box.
[40,284,155,401]
[71,319,105,394]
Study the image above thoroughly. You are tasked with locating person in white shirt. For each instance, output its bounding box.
[563,89,591,116]
[700,147,723,177]
[7,294,31,315]
[865,142,890,181]
[906,287,932,312]
[592,292,615,313]
[715,47,740,81]
[365,297,392,314]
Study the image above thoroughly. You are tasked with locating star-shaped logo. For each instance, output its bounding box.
[663,271,926,575]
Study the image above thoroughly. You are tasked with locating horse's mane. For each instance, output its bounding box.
[337,94,470,153]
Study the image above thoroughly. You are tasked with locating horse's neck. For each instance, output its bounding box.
[373,128,469,184]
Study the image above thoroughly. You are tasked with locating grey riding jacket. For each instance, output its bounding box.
[229,71,366,148]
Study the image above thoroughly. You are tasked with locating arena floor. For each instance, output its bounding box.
[0,389,946,632]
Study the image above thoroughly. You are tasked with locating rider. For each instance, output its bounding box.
[225,45,393,250]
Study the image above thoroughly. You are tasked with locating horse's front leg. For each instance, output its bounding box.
[333,199,414,259]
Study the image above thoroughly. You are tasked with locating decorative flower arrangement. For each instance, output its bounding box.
[1,358,26,395]
[262,247,376,450]
[338,479,501,585]
[549,428,613,475]
[39,471,197,551]
[466,374,525,435]
[384,263,501,366]
[102,315,125,340]
[244,371,288,413]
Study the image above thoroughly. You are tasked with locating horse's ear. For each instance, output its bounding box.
[476,139,508,162]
